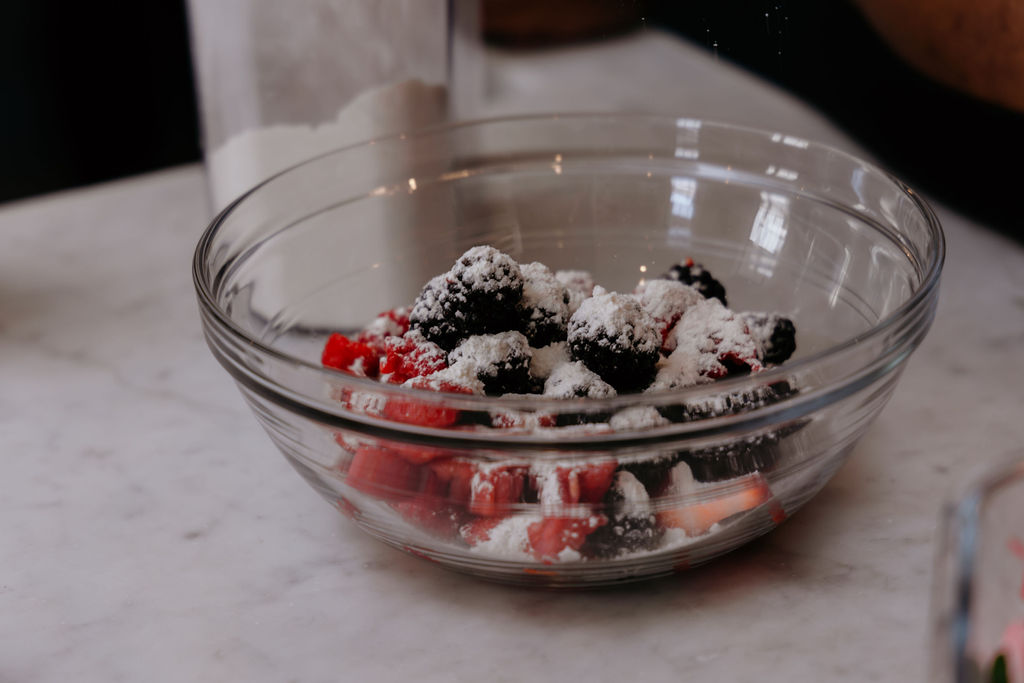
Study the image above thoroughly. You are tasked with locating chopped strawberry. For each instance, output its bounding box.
[393,498,466,540]
[378,331,448,384]
[356,307,411,351]
[382,379,472,427]
[345,446,421,499]
[322,333,381,377]
[574,461,618,503]
[459,516,506,546]
[428,459,475,503]
[380,437,453,465]
[469,465,528,516]
[658,473,774,535]
[532,461,618,506]
[527,516,606,562]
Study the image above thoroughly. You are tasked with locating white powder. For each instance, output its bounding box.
[671,299,758,357]
[204,79,448,212]
[360,307,410,341]
[607,470,654,519]
[609,406,670,431]
[409,275,456,330]
[554,269,594,316]
[449,331,531,376]
[462,515,537,560]
[543,361,617,399]
[521,262,569,315]
[452,246,522,294]
[529,341,569,380]
[568,292,660,355]
[344,389,387,416]
[419,363,485,394]
[647,347,708,391]
[633,279,704,343]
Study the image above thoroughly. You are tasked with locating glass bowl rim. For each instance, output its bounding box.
[192,112,945,435]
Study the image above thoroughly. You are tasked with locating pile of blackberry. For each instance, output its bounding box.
[406,247,796,402]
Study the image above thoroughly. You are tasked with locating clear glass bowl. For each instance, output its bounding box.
[193,114,944,587]
[931,458,1024,682]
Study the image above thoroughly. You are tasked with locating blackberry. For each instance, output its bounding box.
[620,453,681,495]
[741,312,797,365]
[517,261,570,347]
[663,260,728,305]
[679,435,782,483]
[408,275,466,350]
[567,293,660,393]
[582,471,664,558]
[409,247,524,350]
[657,380,796,423]
[448,331,533,396]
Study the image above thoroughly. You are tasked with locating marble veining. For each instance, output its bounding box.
[2,35,1024,683]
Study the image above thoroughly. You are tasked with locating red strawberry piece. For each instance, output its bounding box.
[469,465,528,517]
[380,437,452,465]
[378,332,447,384]
[382,379,472,428]
[574,461,619,504]
[345,446,421,499]
[428,459,475,503]
[392,498,465,540]
[322,333,381,377]
[527,515,606,562]
[658,473,774,536]
[356,307,412,351]
[532,461,618,506]
[459,516,506,546]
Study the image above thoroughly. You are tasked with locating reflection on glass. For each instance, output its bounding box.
[749,191,789,254]
[770,132,810,149]
[670,176,697,220]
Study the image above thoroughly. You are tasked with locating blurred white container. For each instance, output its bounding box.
[186,0,449,213]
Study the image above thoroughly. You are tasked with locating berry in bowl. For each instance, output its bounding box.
[193,115,944,587]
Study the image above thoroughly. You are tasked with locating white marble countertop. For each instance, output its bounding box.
[4,32,1024,683]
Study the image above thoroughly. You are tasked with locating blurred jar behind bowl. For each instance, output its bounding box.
[186,0,449,214]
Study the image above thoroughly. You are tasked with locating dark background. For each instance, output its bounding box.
[2,0,1020,235]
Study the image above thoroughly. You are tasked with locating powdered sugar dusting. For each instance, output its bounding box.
[568,292,659,355]
[452,245,522,293]
[555,269,595,315]
[609,406,670,431]
[634,279,703,344]
[529,341,569,380]
[463,515,536,560]
[668,298,763,376]
[520,262,570,320]
[418,363,485,394]
[543,361,616,398]
[360,306,410,341]
[648,347,709,391]
[449,331,531,375]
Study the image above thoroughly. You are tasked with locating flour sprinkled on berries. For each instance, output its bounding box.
[567,292,660,392]
[321,246,800,565]
[448,331,533,396]
[543,360,617,399]
[518,261,571,347]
